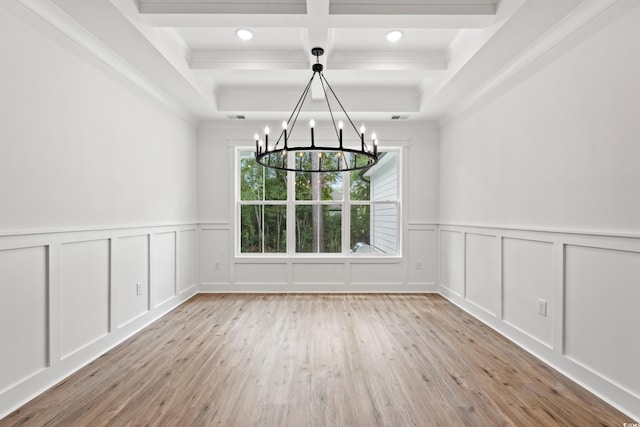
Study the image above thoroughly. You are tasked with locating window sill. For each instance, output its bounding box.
[234,255,402,264]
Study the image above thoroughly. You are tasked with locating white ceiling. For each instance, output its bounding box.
[39,0,590,122]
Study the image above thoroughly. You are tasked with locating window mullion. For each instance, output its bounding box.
[262,168,266,253]
[287,156,296,255]
[343,168,350,254]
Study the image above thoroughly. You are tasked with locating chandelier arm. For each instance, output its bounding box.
[285,72,316,147]
[318,72,341,144]
[319,72,361,138]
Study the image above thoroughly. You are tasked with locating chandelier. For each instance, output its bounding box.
[254,47,379,173]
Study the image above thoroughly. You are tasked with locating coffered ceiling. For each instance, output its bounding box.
[35,0,591,122]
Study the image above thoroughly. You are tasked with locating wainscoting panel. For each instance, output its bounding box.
[0,246,48,393]
[438,224,640,421]
[117,235,149,328]
[350,262,403,285]
[464,233,499,317]
[407,227,437,286]
[198,223,438,292]
[178,230,196,293]
[0,224,198,419]
[199,227,229,285]
[152,232,176,307]
[439,230,464,296]
[502,237,554,347]
[565,244,640,398]
[235,263,288,285]
[60,239,110,359]
[293,263,344,284]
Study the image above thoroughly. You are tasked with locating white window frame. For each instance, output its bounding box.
[235,146,402,258]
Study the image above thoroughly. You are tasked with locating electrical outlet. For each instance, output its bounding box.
[136,282,143,296]
[416,261,422,270]
[215,260,222,270]
[537,298,547,317]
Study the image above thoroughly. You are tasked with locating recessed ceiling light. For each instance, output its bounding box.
[386,30,403,42]
[236,29,253,41]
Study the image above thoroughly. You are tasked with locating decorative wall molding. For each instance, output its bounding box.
[0,223,198,419]
[197,225,437,293]
[3,220,637,421]
[438,223,640,421]
[407,222,438,228]
[0,220,200,239]
[439,221,640,241]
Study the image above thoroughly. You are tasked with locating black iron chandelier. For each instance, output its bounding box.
[254,47,379,173]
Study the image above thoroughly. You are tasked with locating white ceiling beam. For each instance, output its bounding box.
[190,50,308,71]
[327,14,495,28]
[140,13,308,27]
[140,12,494,29]
[328,51,447,71]
[303,0,331,100]
[188,49,448,73]
[217,87,419,115]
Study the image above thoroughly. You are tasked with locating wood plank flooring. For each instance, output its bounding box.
[0,294,631,426]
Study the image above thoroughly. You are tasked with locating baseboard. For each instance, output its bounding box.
[198,283,438,293]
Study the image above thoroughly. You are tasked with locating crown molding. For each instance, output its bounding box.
[13,0,198,126]
[439,0,620,127]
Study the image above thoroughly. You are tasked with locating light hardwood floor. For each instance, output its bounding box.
[0,294,631,426]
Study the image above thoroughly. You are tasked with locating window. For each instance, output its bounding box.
[237,148,400,255]
[238,152,287,253]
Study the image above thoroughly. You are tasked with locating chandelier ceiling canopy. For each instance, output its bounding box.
[255,47,379,173]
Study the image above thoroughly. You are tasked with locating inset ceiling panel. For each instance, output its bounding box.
[329,0,498,15]
[139,0,308,15]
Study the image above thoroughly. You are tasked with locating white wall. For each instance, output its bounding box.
[197,122,439,292]
[439,1,640,420]
[440,2,640,234]
[0,4,197,233]
[0,2,197,418]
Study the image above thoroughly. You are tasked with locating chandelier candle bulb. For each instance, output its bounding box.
[371,131,377,154]
[360,124,365,151]
[282,121,288,148]
[254,132,259,154]
[310,119,315,147]
[338,120,343,147]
